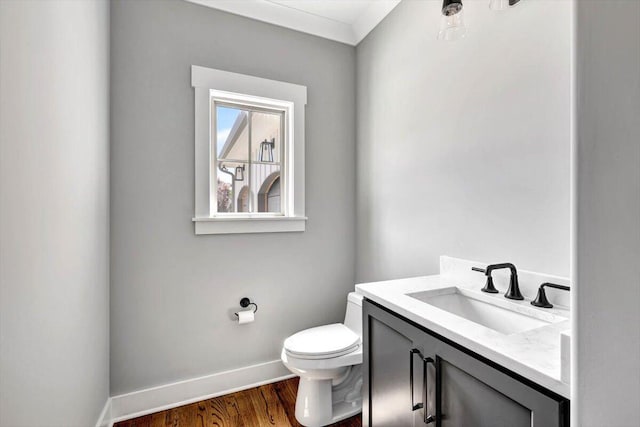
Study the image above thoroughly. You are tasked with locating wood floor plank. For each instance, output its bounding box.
[234,384,263,426]
[221,395,246,427]
[192,401,208,427]
[164,406,179,426]
[202,396,229,427]
[227,393,257,427]
[114,378,361,427]
[242,385,289,427]
[115,413,152,427]
[176,402,198,427]
[254,383,294,426]
[273,377,301,426]
[148,411,167,427]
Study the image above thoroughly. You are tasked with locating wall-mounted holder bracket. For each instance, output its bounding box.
[234,297,258,317]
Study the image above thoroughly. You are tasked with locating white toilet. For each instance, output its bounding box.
[281,292,364,427]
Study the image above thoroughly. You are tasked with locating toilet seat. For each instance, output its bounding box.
[284,323,360,360]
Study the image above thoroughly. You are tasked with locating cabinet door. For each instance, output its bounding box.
[363,300,434,427]
[416,322,568,427]
[437,354,533,426]
[366,315,414,426]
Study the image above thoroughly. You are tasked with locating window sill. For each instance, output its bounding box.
[193,216,307,235]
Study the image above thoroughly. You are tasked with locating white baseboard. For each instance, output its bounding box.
[95,397,112,427]
[108,359,293,425]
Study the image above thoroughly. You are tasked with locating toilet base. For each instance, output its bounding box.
[294,365,363,427]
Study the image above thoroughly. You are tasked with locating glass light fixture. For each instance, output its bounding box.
[234,165,245,181]
[489,0,509,10]
[258,138,275,163]
[437,0,466,41]
[489,0,521,11]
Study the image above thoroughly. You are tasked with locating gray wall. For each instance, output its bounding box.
[356,0,572,282]
[110,0,356,395]
[0,1,110,426]
[575,1,640,425]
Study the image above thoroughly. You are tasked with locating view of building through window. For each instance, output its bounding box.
[215,104,283,214]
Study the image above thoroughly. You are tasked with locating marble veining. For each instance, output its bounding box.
[356,256,571,398]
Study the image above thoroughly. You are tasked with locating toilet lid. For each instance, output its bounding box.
[284,323,360,359]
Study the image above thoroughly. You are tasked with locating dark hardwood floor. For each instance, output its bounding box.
[114,377,362,427]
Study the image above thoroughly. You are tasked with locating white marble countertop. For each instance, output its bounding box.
[356,271,571,398]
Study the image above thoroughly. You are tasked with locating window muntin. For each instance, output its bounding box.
[213,100,286,216]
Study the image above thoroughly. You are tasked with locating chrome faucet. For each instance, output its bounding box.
[472,263,524,300]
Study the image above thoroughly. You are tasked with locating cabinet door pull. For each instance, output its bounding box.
[435,355,443,425]
[423,356,436,424]
[410,348,424,411]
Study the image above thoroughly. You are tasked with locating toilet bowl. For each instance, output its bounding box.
[281,292,364,427]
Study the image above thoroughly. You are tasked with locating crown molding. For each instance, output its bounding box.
[184,0,401,46]
[352,0,401,44]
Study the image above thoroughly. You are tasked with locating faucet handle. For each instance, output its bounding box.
[531,283,570,308]
[471,266,499,293]
[531,286,553,308]
[482,276,499,294]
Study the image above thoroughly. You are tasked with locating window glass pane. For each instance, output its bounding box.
[217,161,249,213]
[216,168,232,213]
[217,106,249,162]
[254,163,281,213]
[250,111,282,164]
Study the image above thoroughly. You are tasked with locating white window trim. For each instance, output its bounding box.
[191,65,307,235]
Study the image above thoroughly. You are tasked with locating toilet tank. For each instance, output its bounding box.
[343,292,364,337]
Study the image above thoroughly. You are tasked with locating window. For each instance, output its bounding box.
[191,65,307,235]
[215,105,283,214]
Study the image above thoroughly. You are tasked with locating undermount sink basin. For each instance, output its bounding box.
[408,287,565,335]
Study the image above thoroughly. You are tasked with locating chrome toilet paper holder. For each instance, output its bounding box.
[234,297,258,317]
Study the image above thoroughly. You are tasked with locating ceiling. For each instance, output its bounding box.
[185,0,402,45]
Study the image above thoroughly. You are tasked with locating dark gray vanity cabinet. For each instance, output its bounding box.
[362,299,569,427]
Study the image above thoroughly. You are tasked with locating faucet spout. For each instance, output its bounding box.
[505,271,523,300]
[473,263,523,300]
